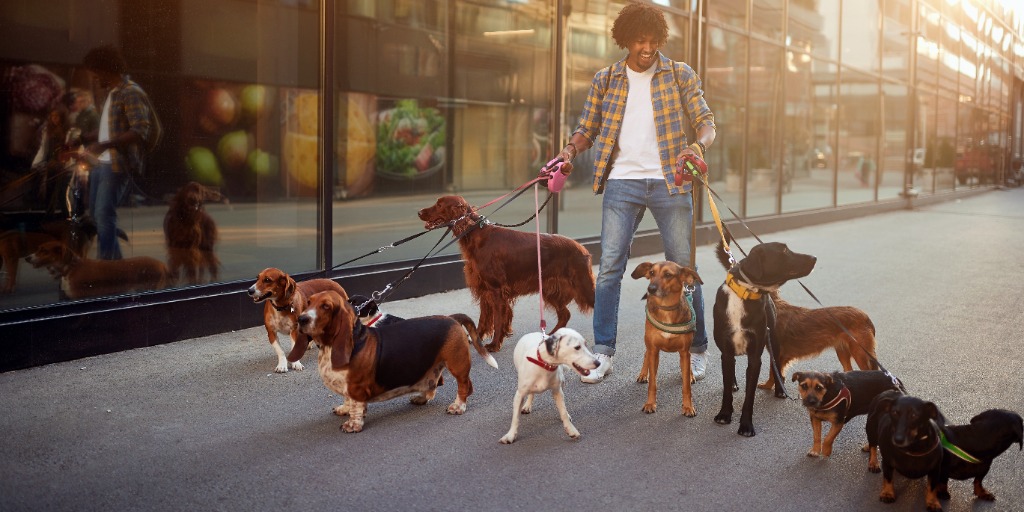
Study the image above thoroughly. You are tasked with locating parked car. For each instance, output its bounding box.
[955,148,996,184]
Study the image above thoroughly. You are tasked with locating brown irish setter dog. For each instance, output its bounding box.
[418,195,595,352]
[163,181,221,285]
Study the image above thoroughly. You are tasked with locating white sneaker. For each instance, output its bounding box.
[581,354,613,384]
[691,352,707,382]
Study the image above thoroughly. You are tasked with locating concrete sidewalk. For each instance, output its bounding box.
[2,189,1023,512]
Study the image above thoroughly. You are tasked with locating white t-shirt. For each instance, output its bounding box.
[608,65,662,180]
[97,90,113,163]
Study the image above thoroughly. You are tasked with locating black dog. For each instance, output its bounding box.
[935,408,1023,502]
[792,370,903,457]
[348,294,404,327]
[712,231,816,436]
[865,390,945,511]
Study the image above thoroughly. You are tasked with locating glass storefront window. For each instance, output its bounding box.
[789,0,840,62]
[704,26,747,220]
[747,44,784,217]
[782,58,836,213]
[836,69,880,206]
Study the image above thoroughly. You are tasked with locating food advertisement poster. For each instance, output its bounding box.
[375,98,445,182]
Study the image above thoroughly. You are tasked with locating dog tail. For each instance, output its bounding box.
[714,224,735,270]
[450,313,498,369]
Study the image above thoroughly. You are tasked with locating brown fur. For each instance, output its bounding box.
[164,181,220,285]
[631,261,703,416]
[0,217,99,293]
[291,289,495,433]
[247,267,345,373]
[417,195,595,352]
[25,240,168,299]
[758,292,878,389]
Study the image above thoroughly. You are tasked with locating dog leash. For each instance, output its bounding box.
[693,171,906,395]
[533,182,548,334]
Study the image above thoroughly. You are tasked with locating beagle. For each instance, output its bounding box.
[499,328,599,444]
[25,240,168,299]
[247,267,344,373]
[292,289,498,433]
[348,294,404,327]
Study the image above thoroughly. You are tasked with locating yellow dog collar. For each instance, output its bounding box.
[726,273,762,300]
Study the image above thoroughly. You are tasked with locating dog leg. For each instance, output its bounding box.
[680,351,696,417]
[879,462,896,502]
[285,333,305,372]
[333,397,355,417]
[737,357,761,436]
[499,389,526,444]
[552,384,580,440]
[807,416,823,457]
[636,347,651,384]
[489,302,513,353]
[820,421,845,457]
[521,394,534,414]
[267,331,291,373]
[867,445,881,473]
[973,478,996,501]
[642,349,661,414]
[341,402,366,433]
[715,354,737,425]
[925,479,943,511]
[550,302,571,333]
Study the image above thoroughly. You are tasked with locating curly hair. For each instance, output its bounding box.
[83,45,127,76]
[611,2,669,49]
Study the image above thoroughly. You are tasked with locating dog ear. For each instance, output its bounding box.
[682,267,704,285]
[285,275,296,300]
[630,262,653,279]
[791,372,803,382]
[543,333,558,356]
[823,374,833,387]
[330,298,357,370]
[923,401,941,421]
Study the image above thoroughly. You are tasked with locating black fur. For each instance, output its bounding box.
[712,227,816,437]
[865,391,945,510]
[936,408,1023,501]
[349,294,405,327]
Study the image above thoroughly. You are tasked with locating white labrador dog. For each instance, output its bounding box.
[499,328,600,444]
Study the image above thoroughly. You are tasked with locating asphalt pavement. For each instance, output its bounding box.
[2,188,1023,512]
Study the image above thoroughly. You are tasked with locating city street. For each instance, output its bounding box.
[1,188,1022,511]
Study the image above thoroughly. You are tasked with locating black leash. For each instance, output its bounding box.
[699,176,906,395]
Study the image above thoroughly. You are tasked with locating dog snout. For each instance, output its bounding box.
[647,282,659,295]
[246,285,256,296]
[298,313,312,326]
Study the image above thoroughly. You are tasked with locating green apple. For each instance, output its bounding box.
[247,149,278,176]
[240,84,269,119]
[217,130,250,169]
[185,146,223,185]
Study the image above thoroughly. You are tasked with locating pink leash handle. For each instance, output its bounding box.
[540,157,569,193]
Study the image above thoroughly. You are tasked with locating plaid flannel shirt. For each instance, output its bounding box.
[573,53,715,195]
[105,80,151,175]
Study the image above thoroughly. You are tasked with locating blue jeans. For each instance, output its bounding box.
[88,163,126,260]
[593,179,707,356]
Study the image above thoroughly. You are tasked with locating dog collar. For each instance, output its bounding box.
[271,302,292,313]
[937,424,982,464]
[815,386,851,412]
[645,292,696,334]
[365,313,383,327]
[526,348,558,372]
[726,272,762,300]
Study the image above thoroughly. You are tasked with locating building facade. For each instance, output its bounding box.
[1,0,1022,370]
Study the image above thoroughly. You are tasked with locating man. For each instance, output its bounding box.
[553,2,716,383]
[82,45,153,260]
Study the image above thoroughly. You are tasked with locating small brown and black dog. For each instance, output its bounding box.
[25,240,168,299]
[247,267,345,373]
[935,408,1022,503]
[792,370,902,457]
[164,181,221,285]
[631,261,703,416]
[417,195,594,352]
[865,391,946,511]
[759,292,879,390]
[293,289,498,433]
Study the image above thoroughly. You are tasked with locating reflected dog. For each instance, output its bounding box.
[25,240,168,299]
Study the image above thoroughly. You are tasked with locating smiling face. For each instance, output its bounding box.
[626,34,662,72]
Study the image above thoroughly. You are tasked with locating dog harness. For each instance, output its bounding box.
[725,272,762,300]
[645,292,696,334]
[936,422,982,464]
[814,386,851,417]
[526,348,558,372]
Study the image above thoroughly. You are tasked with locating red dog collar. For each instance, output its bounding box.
[526,348,558,372]
[365,313,383,327]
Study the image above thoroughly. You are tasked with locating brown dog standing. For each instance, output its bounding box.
[631,261,703,416]
[25,240,168,299]
[792,370,902,457]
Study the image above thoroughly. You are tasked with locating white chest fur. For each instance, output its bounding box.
[724,287,749,354]
[316,345,349,397]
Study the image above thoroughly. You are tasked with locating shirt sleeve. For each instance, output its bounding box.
[678,63,715,132]
[122,86,152,142]
[572,68,609,144]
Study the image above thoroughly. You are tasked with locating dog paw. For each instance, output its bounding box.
[861,443,870,452]
[738,424,756,437]
[274,365,288,373]
[341,420,363,433]
[410,395,428,405]
[682,407,697,418]
[565,426,580,440]
[332,405,351,416]
[499,433,516,444]
[446,401,467,415]
[879,493,895,504]
[806,450,821,458]
[289,361,304,371]
[756,381,773,390]
[868,464,881,474]
[714,412,732,425]
[520,406,532,414]
[636,375,649,383]
[484,341,503,353]
[642,403,657,414]
[975,489,995,501]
